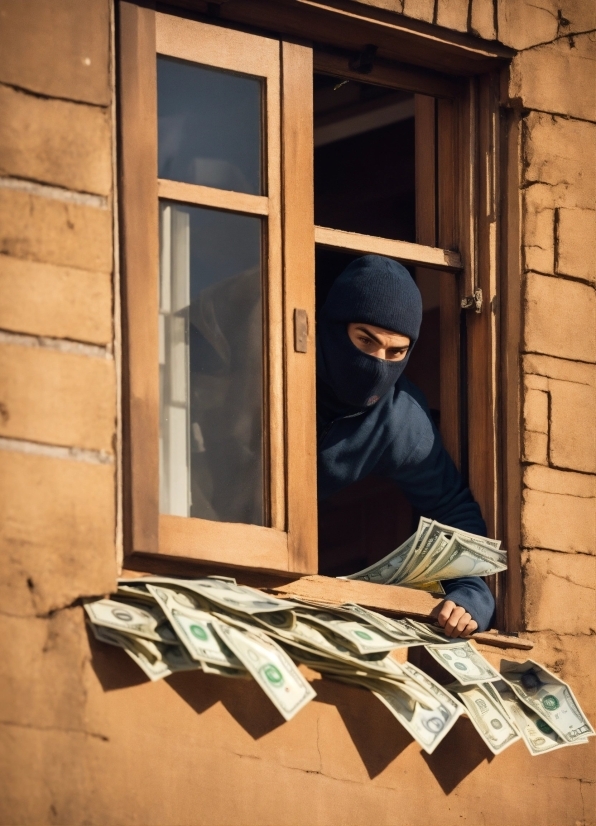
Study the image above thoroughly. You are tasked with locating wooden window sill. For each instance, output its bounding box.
[122,564,532,650]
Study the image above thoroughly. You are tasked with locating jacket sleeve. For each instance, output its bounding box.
[376,393,495,631]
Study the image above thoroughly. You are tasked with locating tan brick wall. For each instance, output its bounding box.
[1,0,595,824]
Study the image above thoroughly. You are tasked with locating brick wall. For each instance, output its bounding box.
[0,0,594,823]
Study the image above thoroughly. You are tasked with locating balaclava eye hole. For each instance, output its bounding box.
[317,255,423,409]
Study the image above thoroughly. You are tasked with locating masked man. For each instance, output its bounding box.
[317,255,495,638]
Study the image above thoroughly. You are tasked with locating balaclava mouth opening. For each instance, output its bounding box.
[317,255,423,410]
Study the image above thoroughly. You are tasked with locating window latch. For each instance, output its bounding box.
[461,289,483,314]
[294,309,309,353]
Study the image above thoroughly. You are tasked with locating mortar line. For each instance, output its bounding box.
[0,329,112,359]
[0,176,108,208]
[0,436,114,465]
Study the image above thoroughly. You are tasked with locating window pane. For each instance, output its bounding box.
[158,56,263,195]
[159,201,264,525]
[314,73,415,241]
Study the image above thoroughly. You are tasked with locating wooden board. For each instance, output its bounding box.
[314,226,462,270]
[281,42,318,574]
[119,2,159,555]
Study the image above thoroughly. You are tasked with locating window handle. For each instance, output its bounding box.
[294,309,309,353]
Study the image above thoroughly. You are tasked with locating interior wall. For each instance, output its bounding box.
[0,0,594,824]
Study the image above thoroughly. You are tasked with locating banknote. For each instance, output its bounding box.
[424,641,501,684]
[295,608,400,655]
[121,576,296,615]
[370,663,463,754]
[83,598,178,644]
[448,682,520,754]
[342,533,420,584]
[88,623,199,681]
[490,680,573,756]
[346,517,507,588]
[500,660,595,744]
[147,584,244,669]
[212,620,316,721]
[417,538,507,583]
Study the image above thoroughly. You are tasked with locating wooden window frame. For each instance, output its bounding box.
[119,0,521,637]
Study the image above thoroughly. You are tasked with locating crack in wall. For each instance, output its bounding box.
[0,719,109,742]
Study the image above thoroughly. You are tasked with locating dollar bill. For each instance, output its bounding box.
[345,516,507,588]
[418,537,507,583]
[500,660,595,744]
[121,576,296,615]
[294,608,401,655]
[490,680,574,755]
[83,598,178,644]
[339,604,424,645]
[342,533,420,584]
[369,663,463,754]
[212,619,316,721]
[147,584,244,669]
[424,641,501,684]
[88,622,199,681]
[398,531,451,584]
[448,682,520,754]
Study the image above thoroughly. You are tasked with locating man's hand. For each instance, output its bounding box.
[435,600,478,638]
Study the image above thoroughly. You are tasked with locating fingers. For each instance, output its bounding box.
[436,600,456,628]
[435,600,479,638]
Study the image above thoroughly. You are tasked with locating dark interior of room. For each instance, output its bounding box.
[313,73,442,577]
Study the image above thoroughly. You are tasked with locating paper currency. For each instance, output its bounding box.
[490,680,573,755]
[83,598,178,644]
[424,641,501,685]
[499,660,594,744]
[88,622,199,681]
[83,575,593,756]
[345,517,507,588]
[448,682,520,754]
[368,662,463,754]
[212,619,316,721]
[147,584,244,670]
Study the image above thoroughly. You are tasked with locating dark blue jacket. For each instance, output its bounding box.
[317,376,495,631]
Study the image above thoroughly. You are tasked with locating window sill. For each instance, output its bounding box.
[122,562,533,651]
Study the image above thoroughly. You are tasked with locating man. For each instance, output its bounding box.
[316,255,495,638]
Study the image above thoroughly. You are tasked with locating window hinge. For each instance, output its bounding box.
[461,288,483,314]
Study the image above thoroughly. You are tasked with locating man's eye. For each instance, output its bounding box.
[358,336,372,345]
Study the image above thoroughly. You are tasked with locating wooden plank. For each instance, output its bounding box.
[414,94,436,247]
[466,75,499,541]
[314,50,461,99]
[156,11,280,79]
[216,0,514,76]
[267,575,442,618]
[314,226,462,270]
[157,514,290,571]
[500,106,523,633]
[436,98,462,470]
[281,42,318,574]
[119,2,159,555]
[157,179,269,216]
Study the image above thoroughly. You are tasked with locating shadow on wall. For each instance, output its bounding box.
[87,630,493,789]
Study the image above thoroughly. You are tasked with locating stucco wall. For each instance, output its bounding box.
[0,0,594,823]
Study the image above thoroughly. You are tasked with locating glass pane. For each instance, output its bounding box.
[159,201,264,525]
[314,73,415,241]
[158,56,263,195]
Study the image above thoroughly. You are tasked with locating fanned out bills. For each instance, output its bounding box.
[84,575,593,757]
[343,517,507,591]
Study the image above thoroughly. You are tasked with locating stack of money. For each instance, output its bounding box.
[343,516,508,592]
[84,576,594,757]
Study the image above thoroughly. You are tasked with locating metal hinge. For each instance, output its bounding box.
[461,288,483,314]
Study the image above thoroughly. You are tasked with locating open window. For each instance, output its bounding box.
[119,2,507,625]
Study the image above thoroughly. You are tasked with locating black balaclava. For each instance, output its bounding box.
[317,255,423,411]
